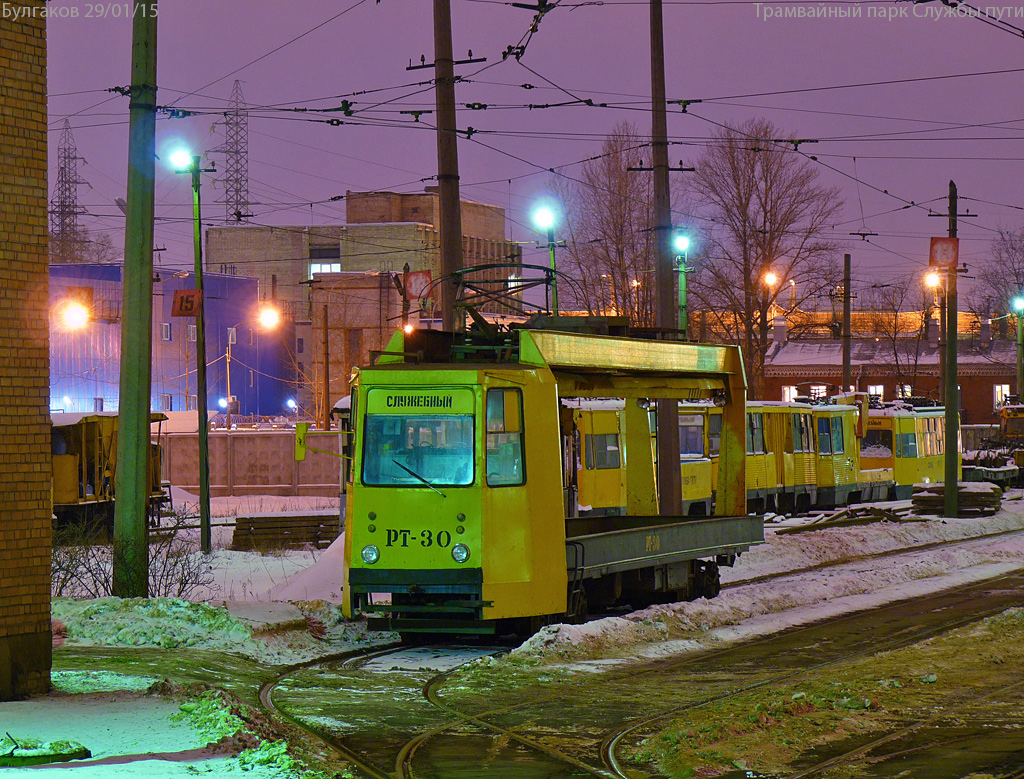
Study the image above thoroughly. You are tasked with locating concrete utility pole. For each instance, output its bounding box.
[842,253,852,391]
[650,0,682,515]
[113,6,157,597]
[321,305,330,431]
[433,0,463,331]
[944,181,959,518]
[186,154,215,555]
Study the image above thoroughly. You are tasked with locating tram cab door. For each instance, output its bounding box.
[560,405,580,519]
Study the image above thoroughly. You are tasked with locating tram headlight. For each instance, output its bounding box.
[451,543,470,564]
[361,544,380,564]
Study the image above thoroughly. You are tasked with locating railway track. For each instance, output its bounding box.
[258,529,1024,778]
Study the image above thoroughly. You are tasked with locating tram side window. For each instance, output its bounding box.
[747,413,765,455]
[897,432,918,458]
[346,387,359,485]
[679,414,705,457]
[708,414,722,457]
[860,428,893,459]
[831,417,845,454]
[792,413,813,453]
[486,388,525,486]
[817,417,833,454]
[586,433,621,470]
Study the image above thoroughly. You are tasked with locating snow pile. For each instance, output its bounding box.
[52,670,159,694]
[55,598,252,651]
[53,596,391,665]
[265,532,346,602]
[723,504,1024,583]
[513,504,1024,664]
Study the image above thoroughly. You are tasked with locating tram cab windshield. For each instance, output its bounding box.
[361,387,476,487]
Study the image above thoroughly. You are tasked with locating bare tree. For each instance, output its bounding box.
[862,279,932,396]
[685,118,843,397]
[967,227,1024,338]
[49,228,120,263]
[555,121,656,325]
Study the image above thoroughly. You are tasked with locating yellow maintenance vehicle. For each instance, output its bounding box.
[340,324,761,636]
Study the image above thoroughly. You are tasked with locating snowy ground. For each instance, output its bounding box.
[10,491,1024,776]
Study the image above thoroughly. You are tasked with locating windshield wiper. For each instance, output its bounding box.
[392,459,447,498]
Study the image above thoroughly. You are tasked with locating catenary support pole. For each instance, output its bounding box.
[1017,312,1023,399]
[322,305,330,431]
[842,253,852,391]
[434,0,463,331]
[113,6,157,596]
[651,0,682,515]
[944,180,959,518]
[190,156,212,554]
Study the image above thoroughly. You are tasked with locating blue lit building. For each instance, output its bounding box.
[50,263,294,417]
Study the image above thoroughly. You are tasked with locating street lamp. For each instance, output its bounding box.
[532,205,559,315]
[1014,297,1024,400]
[673,233,692,337]
[764,271,778,289]
[172,148,216,554]
[926,270,946,399]
[62,301,89,330]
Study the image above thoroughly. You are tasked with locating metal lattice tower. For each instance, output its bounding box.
[214,80,251,223]
[49,119,87,260]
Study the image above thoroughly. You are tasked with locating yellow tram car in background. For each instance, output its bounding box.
[576,394,894,518]
[341,327,763,636]
[51,411,169,532]
[860,404,957,499]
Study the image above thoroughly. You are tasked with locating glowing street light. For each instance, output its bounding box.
[925,271,941,289]
[225,306,281,431]
[62,301,89,330]
[764,271,778,288]
[258,306,280,329]
[532,205,560,315]
[673,233,692,337]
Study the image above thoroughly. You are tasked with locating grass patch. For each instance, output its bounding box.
[640,608,1024,777]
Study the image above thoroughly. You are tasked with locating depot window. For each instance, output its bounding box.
[486,388,525,486]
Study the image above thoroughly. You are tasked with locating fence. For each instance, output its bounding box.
[159,429,342,498]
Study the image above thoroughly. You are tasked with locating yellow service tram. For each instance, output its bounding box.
[341,327,763,635]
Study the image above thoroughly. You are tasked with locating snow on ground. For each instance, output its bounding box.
[23,491,1024,776]
[514,495,1024,664]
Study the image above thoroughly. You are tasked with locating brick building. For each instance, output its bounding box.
[763,319,1017,425]
[0,12,51,699]
[206,188,523,415]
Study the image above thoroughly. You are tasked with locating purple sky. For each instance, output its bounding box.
[46,0,1024,303]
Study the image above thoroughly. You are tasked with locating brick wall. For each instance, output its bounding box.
[345,189,507,241]
[0,13,51,700]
